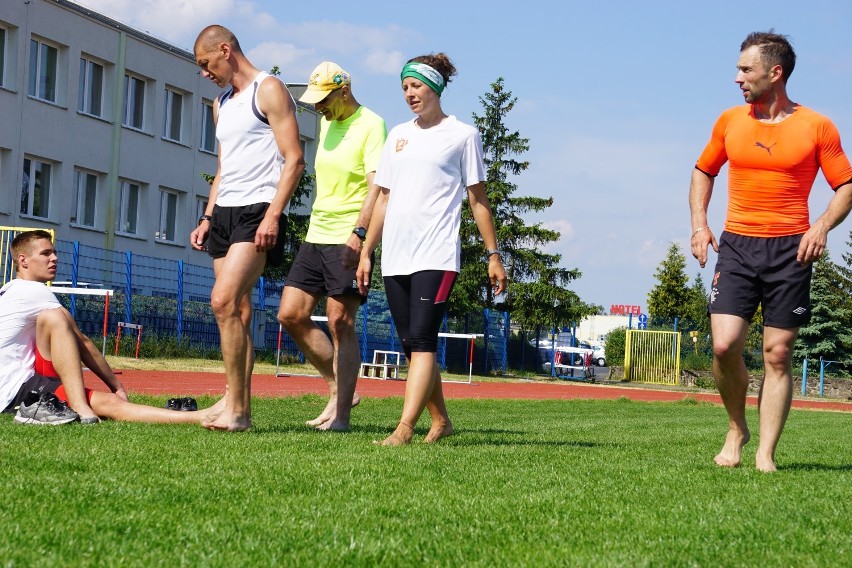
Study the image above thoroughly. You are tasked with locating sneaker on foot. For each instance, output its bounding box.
[14,391,80,425]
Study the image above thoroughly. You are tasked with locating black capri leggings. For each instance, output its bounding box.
[383,270,457,358]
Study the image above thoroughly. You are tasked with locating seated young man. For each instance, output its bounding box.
[0,230,222,425]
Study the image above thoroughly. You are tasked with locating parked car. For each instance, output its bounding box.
[590,344,606,367]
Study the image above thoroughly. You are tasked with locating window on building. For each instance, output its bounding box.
[163,88,183,142]
[123,74,145,129]
[117,180,140,235]
[196,197,209,224]
[157,188,178,242]
[21,158,52,219]
[200,99,216,152]
[0,27,6,88]
[72,170,98,228]
[77,57,104,117]
[28,38,59,102]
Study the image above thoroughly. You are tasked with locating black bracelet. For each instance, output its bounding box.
[198,215,212,225]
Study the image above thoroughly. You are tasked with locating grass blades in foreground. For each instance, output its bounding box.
[0,396,849,566]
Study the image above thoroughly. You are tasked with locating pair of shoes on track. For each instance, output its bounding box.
[165,397,198,411]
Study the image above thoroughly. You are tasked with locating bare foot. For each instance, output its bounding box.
[307,392,361,427]
[200,396,228,423]
[424,420,454,443]
[202,410,251,432]
[714,427,751,467]
[306,396,337,427]
[317,418,350,432]
[374,422,414,446]
[755,451,778,473]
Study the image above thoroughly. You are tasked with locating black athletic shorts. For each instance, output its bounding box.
[285,242,373,303]
[709,231,812,328]
[2,374,62,413]
[384,270,457,357]
[207,203,287,267]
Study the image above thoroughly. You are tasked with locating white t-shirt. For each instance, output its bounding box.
[375,116,486,276]
[0,280,62,410]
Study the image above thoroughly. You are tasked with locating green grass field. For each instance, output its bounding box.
[1,396,849,567]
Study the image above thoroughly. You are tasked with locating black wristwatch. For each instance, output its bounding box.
[352,227,367,241]
[198,214,212,225]
[486,248,502,261]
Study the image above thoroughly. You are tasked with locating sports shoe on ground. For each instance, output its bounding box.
[14,391,80,425]
[165,398,182,410]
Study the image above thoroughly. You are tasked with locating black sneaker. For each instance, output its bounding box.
[165,398,182,410]
[179,397,198,411]
[14,391,80,425]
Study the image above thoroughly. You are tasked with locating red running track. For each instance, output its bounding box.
[86,369,852,413]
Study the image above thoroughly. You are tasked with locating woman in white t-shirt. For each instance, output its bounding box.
[356,53,508,446]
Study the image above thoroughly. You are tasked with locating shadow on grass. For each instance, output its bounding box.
[781,462,852,472]
[447,438,608,449]
[249,423,610,449]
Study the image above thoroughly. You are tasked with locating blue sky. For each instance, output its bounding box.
[74,0,852,313]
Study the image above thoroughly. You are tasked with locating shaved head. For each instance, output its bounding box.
[194,25,242,54]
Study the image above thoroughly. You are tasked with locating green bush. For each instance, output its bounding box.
[605,327,626,367]
[682,351,713,371]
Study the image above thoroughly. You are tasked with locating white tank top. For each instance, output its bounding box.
[215,71,287,208]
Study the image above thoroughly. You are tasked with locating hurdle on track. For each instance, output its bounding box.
[51,287,113,355]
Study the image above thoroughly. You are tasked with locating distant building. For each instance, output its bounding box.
[0,0,318,267]
[576,315,632,343]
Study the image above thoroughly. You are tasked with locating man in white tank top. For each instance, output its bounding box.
[190,25,305,432]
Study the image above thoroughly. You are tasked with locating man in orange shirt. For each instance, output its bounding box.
[690,31,852,472]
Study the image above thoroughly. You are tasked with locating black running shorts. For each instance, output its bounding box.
[285,242,373,303]
[709,231,812,328]
[206,203,287,267]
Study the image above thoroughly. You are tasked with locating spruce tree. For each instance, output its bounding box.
[647,242,690,322]
[453,78,594,330]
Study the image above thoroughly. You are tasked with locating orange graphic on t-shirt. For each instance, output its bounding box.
[395,138,408,152]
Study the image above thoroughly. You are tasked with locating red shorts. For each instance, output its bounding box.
[35,348,94,404]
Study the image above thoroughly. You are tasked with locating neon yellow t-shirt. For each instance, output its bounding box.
[305,106,387,243]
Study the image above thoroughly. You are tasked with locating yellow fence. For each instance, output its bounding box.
[624,329,682,385]
[0,226,56,286]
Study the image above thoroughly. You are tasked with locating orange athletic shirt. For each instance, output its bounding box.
[696,105,852,237]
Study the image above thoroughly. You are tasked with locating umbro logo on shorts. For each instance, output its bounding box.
[792,307,807,315]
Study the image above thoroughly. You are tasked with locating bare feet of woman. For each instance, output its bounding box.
[375,421,415,446]
[424,420,453,443]
[714,426,751,467]
[202,410,251,432]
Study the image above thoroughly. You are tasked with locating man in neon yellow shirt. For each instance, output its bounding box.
[278,62,386,431]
